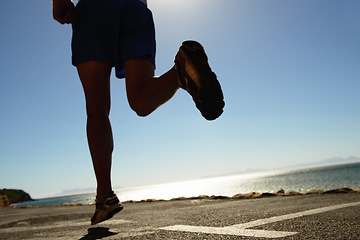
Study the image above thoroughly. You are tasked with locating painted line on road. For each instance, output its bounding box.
[160,201,360,238]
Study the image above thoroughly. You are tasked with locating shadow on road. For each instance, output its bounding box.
[79,227,117,240]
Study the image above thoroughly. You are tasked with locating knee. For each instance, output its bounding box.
[128,98,152,117]
[130,103,152,117]
[86,104,110,119]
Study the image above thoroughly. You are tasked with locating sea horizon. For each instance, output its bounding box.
[13,162,360,207]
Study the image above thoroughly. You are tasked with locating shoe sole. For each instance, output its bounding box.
[176,41,224,120]
[91,204,123,225]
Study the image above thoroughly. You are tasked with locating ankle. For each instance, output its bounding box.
[96,190,114,202]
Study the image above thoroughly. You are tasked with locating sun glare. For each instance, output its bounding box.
[151,0,201,10]
[150,0,214,20]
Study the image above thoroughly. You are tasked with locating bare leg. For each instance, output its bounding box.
[124,58,180,116]
[76,58,179,199]
[76,61,113,201]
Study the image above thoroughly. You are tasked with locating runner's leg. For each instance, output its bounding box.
[76,61,113,201]
[124,58,180,116]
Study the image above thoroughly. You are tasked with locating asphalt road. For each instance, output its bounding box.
[1,193,359,239]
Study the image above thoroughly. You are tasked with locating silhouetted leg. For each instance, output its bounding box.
[124,57,180,116]
[76,61,113,201]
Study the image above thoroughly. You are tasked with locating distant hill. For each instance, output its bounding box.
[274,156,360,170]
[0,189,34,204]
[201,156,360,179]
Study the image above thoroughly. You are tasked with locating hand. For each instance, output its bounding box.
[53,0,78,24]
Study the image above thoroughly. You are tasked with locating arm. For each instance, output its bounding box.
[52,0,77,24]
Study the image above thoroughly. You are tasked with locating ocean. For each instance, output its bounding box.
[13,162,360,207]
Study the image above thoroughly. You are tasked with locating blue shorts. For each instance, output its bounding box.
[72,0,156,78]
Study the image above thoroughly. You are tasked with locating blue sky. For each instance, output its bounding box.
[1,0,359,198]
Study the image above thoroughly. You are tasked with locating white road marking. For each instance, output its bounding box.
[160,201,360,238]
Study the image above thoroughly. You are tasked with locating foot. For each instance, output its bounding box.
[175,40,224,120]
[91,192,123,225]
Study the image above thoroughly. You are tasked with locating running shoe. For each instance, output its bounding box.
[175,40,224,120]
[91,192,123,225]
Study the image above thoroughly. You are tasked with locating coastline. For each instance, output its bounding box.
[6,163,360,208]
[8,187,360,209]
[6,162,360,208]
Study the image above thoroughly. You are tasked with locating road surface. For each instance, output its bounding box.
[0,193,359,239]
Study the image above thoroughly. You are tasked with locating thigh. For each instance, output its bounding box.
[77,61,112,114]
[124,58,154,96]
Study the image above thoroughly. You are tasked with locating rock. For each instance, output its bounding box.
[231,192,261,199]
[231,193,247,199]
[0,195,10,208]
[141,199,158,202]
[237,192,262,198]
[209,195,229,200]
[260,192,277,198]
[60,203,86,206]
[305,189,325,194]
[188,195,210,200]
[273,189,285,195]
[324,188,353,194]
[285,191,302,196]
[251,192,262,198]
[233,192,257,199]
[170,197,187,201]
